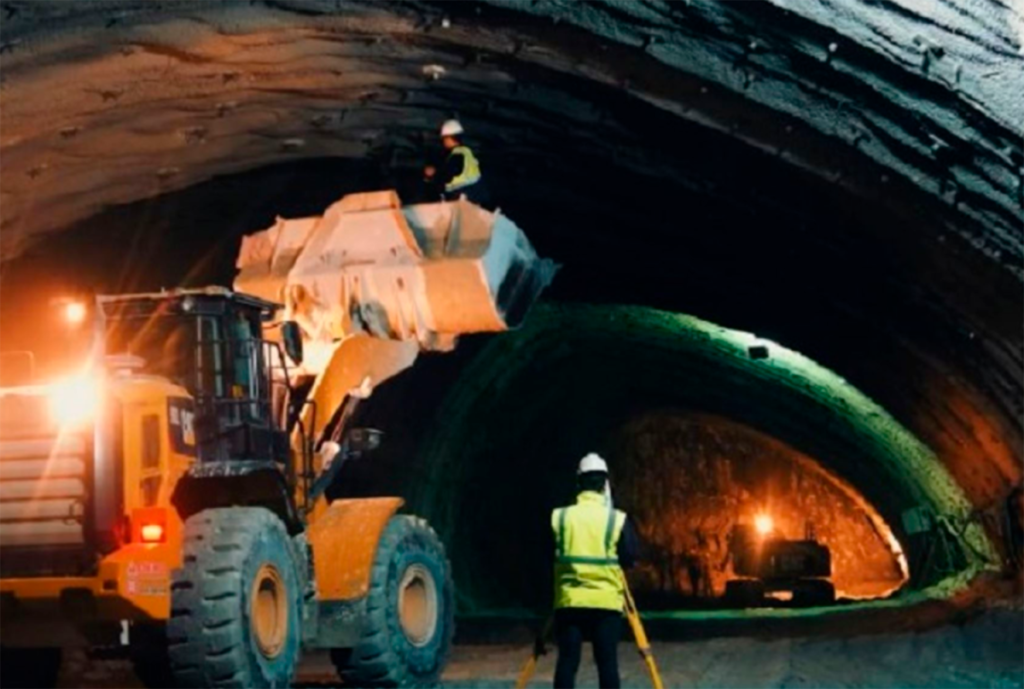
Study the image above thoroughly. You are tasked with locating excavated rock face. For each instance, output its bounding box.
[603,412,907,601]
[0,1,1021,602]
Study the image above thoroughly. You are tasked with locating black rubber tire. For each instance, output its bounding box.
[331,515,454,687]
[167,507,302,688]
[723,579,765,608]
[0,647,62,688]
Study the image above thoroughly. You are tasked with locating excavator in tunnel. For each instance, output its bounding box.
[0,191,555,688]
[724,518,836,608]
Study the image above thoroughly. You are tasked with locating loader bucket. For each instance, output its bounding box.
[234,191,556,361]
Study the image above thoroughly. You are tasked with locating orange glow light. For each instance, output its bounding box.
[49,372,100,427]
[64,301,87,325]
[140,523,165,543]
[754,513,774,536]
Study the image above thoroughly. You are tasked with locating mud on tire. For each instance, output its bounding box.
[331,515,454,687]
[168,507,302,688]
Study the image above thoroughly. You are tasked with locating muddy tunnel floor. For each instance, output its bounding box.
[48,601,1024,687]
[437,608,1024,689]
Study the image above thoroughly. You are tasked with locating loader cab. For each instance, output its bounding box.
[98,288,296,468]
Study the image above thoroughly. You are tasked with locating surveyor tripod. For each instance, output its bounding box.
[515,573,664,689]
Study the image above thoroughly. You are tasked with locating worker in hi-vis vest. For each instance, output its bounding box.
[423,119,492,207]
[550,453,639,689]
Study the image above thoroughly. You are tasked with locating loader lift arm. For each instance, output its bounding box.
[234,191,556,511]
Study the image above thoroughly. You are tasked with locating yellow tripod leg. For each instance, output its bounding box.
[515,617,553,689]
[622,574,665,689]
[515,655,539,689]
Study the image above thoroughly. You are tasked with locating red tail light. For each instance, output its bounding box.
[140,523,165,543]
[131,507,167,544]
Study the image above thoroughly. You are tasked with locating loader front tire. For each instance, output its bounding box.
[331,515,454,687]
[168,507,302,688]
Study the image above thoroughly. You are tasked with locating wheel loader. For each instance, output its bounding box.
[0,191,555,687]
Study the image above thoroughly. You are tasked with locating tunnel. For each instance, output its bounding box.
[1,0,1021,628]
[337,302,991,614]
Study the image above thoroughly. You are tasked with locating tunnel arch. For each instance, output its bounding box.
[0,0,1020,613]
[401,303,993,611]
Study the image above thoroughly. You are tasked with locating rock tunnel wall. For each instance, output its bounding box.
[0,0,1020,611]
[609,411,907,602]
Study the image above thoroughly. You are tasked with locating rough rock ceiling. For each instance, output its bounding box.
[1,0,1020,260]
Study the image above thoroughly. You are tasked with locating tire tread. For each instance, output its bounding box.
[167,507,301,689]
[331,515,454,688]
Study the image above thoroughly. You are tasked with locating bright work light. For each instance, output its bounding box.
[64,301,87,325]
[49,373,100,427]
[754,513,774,536]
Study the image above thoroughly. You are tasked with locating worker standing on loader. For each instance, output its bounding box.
[423,119,492,207]
[550,453,639,689]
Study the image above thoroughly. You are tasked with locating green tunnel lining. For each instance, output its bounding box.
[410,303,996,609]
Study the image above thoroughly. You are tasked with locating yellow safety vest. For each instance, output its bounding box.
[444,145,482,192]
[551,491,626,611]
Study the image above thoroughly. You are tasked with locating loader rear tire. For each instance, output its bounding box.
[0,647,61,688]
[167,507,302,688]
[331,515,454,687]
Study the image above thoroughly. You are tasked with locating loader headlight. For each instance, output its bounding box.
[64,301,87,325]
[50,373,101,427]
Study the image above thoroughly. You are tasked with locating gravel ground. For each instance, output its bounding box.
[437,610,1023,688]
[50,606,1022,688]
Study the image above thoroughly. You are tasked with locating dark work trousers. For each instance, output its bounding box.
[442,181,493,209]
[554,607,622,689]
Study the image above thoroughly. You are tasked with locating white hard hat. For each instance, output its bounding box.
[440,119,464,137]
[577,453,609,475]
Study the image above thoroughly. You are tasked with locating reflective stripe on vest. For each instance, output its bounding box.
[551,491,626,611]
[444,145,482,192]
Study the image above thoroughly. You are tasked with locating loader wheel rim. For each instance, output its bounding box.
[398,563,438,647]
[251,563,287,658]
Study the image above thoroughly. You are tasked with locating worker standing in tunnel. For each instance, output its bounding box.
[550,453,640,689]
[423,119,492,208]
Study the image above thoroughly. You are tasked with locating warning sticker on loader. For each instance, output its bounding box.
[126,561,169,596]
[168,397,196,455]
